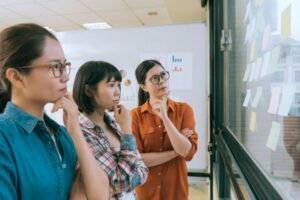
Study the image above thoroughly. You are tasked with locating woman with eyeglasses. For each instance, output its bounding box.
[0,23,109,200]
[72,61,148,200]
[131,59,198,200]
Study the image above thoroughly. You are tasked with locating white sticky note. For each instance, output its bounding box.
[254,57,262,79]
[278,85,295,116]
[266,122,281,151]
[243,89,251,107]
[249,63,256,82]
[250,42,256,62]
[245,24,252,44]
[244,2,251,22]
[252,87,263,108]
[249,112,257,132]
[268,47,280,75]
[268,86,281,114]
[260,52,270,78]
[243,64,251,82]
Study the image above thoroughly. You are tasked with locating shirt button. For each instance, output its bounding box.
[158,172,161,176]
[157,186,161,189]
[160,136,163,140]
[159,148,163,151]
[158,125,162,128]
[62,163,67,169]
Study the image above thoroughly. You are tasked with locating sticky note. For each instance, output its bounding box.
[262,25,271,52]
[268,86,281,114]
[266,122,281,151]
[260,52,270,78]
[268,47,280,75]
[278,85,295,116]
[250,42,256,62]
[252,87,263,108]
[250,112,257,132]
[243,64,251,82]
[243,89,252,107]
[281,5,291,41]
[254,57,262,79]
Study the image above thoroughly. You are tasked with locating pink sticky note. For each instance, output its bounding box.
[268,86,281,114]
[262,25,271,52]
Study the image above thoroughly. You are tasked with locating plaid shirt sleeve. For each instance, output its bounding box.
[82,127,148,194]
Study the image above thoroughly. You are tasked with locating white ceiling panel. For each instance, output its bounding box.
[5,3,56,17]
[32,16,76,27]
[1,18,39,26]
[54,24,84,32]
[65,13,104,24]
[0,0,34,6]
[80,0,128,11]
[99,10,138,23]
[141,18,172,26]
[133,7,171,21]
[0,7,23,20]
[109,20,141,28]
[39,0,90,14]
[124,0,165,9]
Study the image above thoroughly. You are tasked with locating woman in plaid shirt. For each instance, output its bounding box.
[72,61,148,199]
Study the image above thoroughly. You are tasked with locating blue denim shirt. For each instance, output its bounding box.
[0,102,77,200]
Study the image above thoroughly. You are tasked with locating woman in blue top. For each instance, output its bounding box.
[0,23,109,200]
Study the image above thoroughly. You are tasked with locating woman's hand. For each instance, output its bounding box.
[114,104,132,134]
[182,128,193,138]
[151,98,168,120]
[51,92,79,134]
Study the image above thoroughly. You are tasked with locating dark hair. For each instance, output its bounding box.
[0,23,57,113]
[135,59,164,106]
[73,61,122,114]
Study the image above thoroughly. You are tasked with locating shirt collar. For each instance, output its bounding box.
[79,112,121,136]
[140,98,175,113]
[79,112,96,129]
[3,102,61,134]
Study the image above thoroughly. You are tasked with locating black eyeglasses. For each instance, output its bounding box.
[19,61,71,78]
[149,71,170,85]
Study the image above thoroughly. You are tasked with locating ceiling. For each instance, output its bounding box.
[0,0,207,32]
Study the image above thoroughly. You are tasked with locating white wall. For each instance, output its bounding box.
[46,23,208,171]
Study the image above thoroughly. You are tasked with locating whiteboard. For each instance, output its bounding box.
[46,23,208,171]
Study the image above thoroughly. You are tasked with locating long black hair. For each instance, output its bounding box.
[135,59,165,106]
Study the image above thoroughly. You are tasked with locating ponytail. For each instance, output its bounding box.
[138,88,149,106]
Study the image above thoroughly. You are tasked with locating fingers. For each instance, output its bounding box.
[51,99,64,113]
[182,128,193,138]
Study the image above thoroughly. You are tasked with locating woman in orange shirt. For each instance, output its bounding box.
[131,59,198,200]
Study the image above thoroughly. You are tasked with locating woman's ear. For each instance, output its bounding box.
[85,85,94,97]
[140,84,148,92]
[5,68,25,89]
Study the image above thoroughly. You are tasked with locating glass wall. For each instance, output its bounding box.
[225,0,300,198]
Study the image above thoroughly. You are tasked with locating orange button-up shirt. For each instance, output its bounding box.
[131,99,198,200]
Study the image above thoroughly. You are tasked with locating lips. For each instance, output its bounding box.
[159,86,168,90]
[59,87,67,92]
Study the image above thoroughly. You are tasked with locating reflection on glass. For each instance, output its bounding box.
[226,0,300,198]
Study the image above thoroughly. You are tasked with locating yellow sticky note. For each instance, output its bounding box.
[255,0,262,6]
[281,5,291,41]
[250,112,257,132]
[250,42,256,62]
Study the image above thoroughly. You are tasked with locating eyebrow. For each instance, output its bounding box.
[48,59,67,63]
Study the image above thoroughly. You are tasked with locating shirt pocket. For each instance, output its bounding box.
[140,127,162,152]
